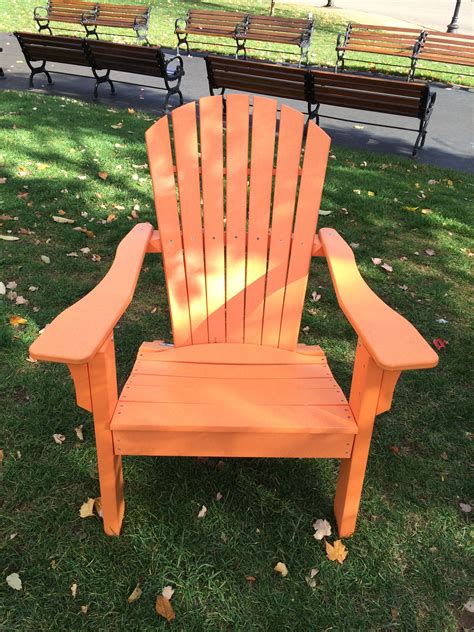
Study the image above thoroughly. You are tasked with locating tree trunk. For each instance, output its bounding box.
[269,0,276,16]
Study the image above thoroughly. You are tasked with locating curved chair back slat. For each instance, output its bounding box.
[146,95,330,350]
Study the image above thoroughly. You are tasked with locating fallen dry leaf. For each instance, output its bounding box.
[98,172,109,180]
[79,497,95,518]
[311,291,321,303]
[155,595,176,622]
[106,213,116,223]
[6,281,17,290]
[319,210,332,216]
[197,505,207,519]
[80,605,89,615]
[6,573,22,591]
[52,216,75,224]
[0,282,5,295]
[216,491,223,501]
[325,539,348,564]
[16,296,28,305]
[371,257,382,265]
[380,263,393,273]
[402,206,418,212]
[71,583,78,598]
[9,315,27,327]
[52,433,66,445]
[459,502,471,513]
[40,255,50,264]
[74,425,84,441]
[425,248,436,256]
[274,562,288,577]
[0,235,20,241]
[312,518,332,540]
[433,337,449,351]
[305,568,319,589]
[367,191,376,197]
[127,584,142,604]
[162,585,175,600]
[245,575,257,587]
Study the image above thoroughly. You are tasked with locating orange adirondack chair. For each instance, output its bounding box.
[30,95,438,537]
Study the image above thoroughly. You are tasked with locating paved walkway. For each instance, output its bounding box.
[284,0,474,34]
[1,32,473,173]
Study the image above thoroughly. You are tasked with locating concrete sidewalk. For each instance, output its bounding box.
[282,0,474,34]
[1,32,473,173]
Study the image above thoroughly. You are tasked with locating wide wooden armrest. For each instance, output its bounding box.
[319,228,438,371]
[30,223,154,365]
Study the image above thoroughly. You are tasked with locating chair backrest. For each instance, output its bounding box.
[145,95,330,350]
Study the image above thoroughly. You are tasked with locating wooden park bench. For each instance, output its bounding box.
[33,1,151,43]
[413,31,474,81]
[176,8,314,65]
[29,94,438,538]
[335,23,424,78]
[205,55,436,156]
[14,32,184,108]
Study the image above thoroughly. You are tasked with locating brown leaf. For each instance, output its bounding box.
[127,584,142,604]
[98,171,109,181]
[245,575,257,587]
[71,583,78,598]
[155,595,176,622]
[380,263,393,273]
[106,213,116,223]
[52,433,66,445]
[371,257,382,265]
[325,539,348,564]
[425,249,436,256]
[74,425,84,441]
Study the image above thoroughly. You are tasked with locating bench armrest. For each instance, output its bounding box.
[165,54,184,77]
[319,228,438,371]
[175,16,187,33]
[29,223,153,365]
[33,5,48,19]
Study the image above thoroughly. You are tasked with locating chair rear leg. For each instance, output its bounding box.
[88,336,124,536]
[334,341,383,537]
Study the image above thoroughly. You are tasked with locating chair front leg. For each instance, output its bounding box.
[87,335,124,536]
[334,340,384,537]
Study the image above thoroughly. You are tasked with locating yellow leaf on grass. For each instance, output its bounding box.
[37,163,49,170]
[325,539,348,564]
[79,497,95,518]
[155,595,176,622]
[106,213,116,223]
[9,315,27,327]
[403,206,418,212]
[274,562,289,577]
[0,235,20,241]
[127,584,142,604]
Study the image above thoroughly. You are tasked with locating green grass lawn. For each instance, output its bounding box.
[2,0,473,86]
[1,90,472,629]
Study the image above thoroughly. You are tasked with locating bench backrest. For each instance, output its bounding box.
[206,55,307,101]
[345,23,423,51]
[206,55,429,120]
[246,14,314,43]
[419,31,474,63]
[86,39,166,76]
[15,31,89,66]
[95,3,150,20]
[47,0,98,20]
[184,9,248,35]
[309,70,428,118]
